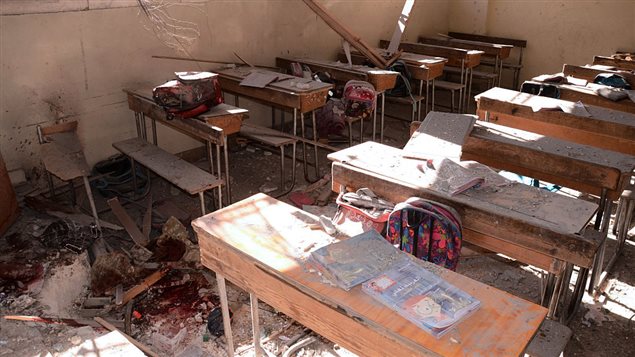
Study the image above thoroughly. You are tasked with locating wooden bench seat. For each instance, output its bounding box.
[385,94,426,121]
[239,124,297,194]
[433,80,465,112]
[113,138,223,214]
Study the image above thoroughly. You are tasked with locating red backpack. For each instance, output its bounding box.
[386,197,462,271]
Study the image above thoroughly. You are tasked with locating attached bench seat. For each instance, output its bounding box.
[385,94,426,122]
[444,66,498,88]
[239,123,297,195]
[433,80,465,112]
[113,138,223,215]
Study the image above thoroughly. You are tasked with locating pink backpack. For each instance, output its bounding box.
[342,80,376,119]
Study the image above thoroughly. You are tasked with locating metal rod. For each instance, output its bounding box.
[250,293,262,357]
[83,175,101,230]
[223,136,231,204]
[151,118,158,145]
[380,94,386,143]
[199,192,206,216]
[216,274,234,356]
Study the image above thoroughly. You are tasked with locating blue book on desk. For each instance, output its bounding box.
[310,230,403,290]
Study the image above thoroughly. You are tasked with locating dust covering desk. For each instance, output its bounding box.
[328,142,601,320]
[217,67,333,182]
[475,87,635,155]
[124,88,248,204]
[275,56,398,141]
[192,193,547,357]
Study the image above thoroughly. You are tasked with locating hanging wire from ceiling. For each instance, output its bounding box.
[136,0,203,55]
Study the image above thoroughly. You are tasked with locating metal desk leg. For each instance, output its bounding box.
[135,112,142,138]
[250,293,262,357]
[199,192,205,216]
[151,118,157,145]
[216,144,223,208]
[312,111,320,178]
[130,158,138,201]
[466,68,474,113]
[140,113,147,141]
[547,267,565,318]
[223,136,231,204]
[372,93,377,141]
[422,80,428,114]
[589,189,612,293]
[82,176,101,230]
[216,274,234,357]
[566,267,589,324]
[431,79,435,111]
[380,94,386,143]
[458,60,465,114]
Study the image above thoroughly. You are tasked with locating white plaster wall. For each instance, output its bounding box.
[0,0,449,172]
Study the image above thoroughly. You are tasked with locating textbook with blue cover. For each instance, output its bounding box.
[309,230,403,290]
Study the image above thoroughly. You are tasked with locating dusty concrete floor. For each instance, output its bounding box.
[1,102,634,356]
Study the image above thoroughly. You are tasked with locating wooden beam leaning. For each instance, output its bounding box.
[301,0,388,68]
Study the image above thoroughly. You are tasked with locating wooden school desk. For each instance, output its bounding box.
[448,32,527,89]
[216,67,333,182]
[562,64,635,88]
[275,56,398,141]
[528,77,635,115]
[418,36,513,86]
[593,55,635,71]
[192,193,547,357]
[336,49,447,117]
[380,40,484,113]
[328,142,601,321]
[123,88,248,204]
[474,87,635,156]
[409,111,635,303]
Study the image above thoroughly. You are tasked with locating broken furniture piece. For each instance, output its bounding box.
[112,138,222,216]
[37,120,100,229]
[239,123,297,196]
[192,193,547,356]
[124,88,248,205]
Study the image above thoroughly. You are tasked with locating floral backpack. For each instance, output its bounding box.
[386,197,463,271]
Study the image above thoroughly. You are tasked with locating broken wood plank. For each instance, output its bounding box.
[301,0,387,68]
[107,197,150,248]
[94,317,159,357]
[4,315,124,329]
[121,267,171,305]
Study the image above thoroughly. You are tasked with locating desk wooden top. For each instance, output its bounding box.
[529,77,635,114]
[193,193,547,357]
[124,88,248,143]
[275,56,398,92]
[563,64,635,88]
[475,87,635,155]
[418,36,513,59]
[216,67,333,113]
[336,49,447,82]
[380,40,483,68]
[329,142,600,269]
[593,55,635,71]
[407,112,635,199]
